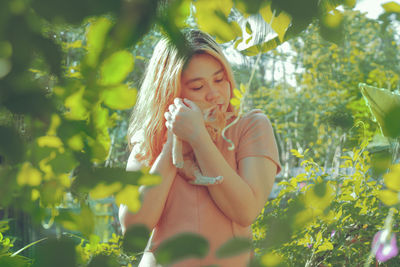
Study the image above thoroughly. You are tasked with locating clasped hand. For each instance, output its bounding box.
[164,98,206,145]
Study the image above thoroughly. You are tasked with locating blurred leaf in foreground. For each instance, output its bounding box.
[32,238,77,267]
[215,237,252,258]
[155,233,209,265]
[0,255,30,267]
[56,203,95,238]
[378,164,400,206]
[121,224,150,255]
[382,1,400,13]
[0,126,25,164]
[99,50,134,86]
[101,85,137,110]
[360,83,400,139]
[87,254,119,267]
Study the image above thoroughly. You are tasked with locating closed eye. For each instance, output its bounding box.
[192,85,203,90]
[215,75,225,83]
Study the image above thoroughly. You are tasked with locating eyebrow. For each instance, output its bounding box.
[185,68,224,84]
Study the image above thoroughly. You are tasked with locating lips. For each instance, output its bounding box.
[217,103,226,111]
[207,106,218,121]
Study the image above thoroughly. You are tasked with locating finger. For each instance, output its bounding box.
[165,121,172,131]
[183,98,200,111]
[174,97,186,108]
[164,111,171,121]
[168,104,176,113]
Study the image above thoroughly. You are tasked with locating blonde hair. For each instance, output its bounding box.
[128,29,237,167]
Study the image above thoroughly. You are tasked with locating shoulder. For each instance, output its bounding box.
[221,109,273,150]
[239,109,272,131]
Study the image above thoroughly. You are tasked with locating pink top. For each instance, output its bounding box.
[148,110,281,267]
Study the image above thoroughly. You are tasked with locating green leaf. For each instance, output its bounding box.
[261,217,292,248]
[31,0,122,24]
[56,204,95,238]
[64,87,88,120]
[88,134,110,163]
[261,251,284,267]
[11,238,48,257]
[240,37,280,56]
[0,255,31,267]
[102,85,137,110]
[115,185,141,213]
[48,151,78,173]
[233,88,243,99]
[32,238,77,267]
[87,254,119,267]
[316,239,333,253]
[37,136,64,150]
[370,149,392,177]
[90,182,122,200]
[245,21,252,34]
[0,126,25,164]
[383,105,400,138]
[319,10,344,44]
[314,182,327,198]
[195,0,242,43]
[239,83,246,94]
[360,83,400,138]
[260,2,291,42]
[290,149,304,158]
[378,190,399,206]
[85,18,113,67]
[215,237,252,258]
[155,233,209,265]
[100,50,134,85]
[230,98,241,108]
[383,164,400,192]
[164,0,192,28]
[4,89,55,120]
[303,182,335,213]
[382,1,400,13]
[138,171,162,186]
[16,162,42,186]
[121,224,150,255]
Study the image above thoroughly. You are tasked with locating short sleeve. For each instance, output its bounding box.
[236,111,281,174]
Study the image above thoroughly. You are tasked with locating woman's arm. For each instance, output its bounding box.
[165,98,278,227]
[191,130,277,227]
[119,133,176,234]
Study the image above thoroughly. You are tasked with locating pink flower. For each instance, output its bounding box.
[330,230,336,238]
[299,182,306,189]
[372,230,398,262]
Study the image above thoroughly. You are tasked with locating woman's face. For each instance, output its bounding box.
[180,53,231,112]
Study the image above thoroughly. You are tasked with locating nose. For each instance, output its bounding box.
[205,85,222,104]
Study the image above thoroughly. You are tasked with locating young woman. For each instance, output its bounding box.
[119,29,281,267]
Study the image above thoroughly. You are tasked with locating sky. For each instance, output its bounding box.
[353,0,398,19]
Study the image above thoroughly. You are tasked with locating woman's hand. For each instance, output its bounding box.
[164,98,207,145]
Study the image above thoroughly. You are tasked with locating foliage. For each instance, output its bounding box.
[1,0,400,266]
[0,221,33,267]
[251,141,400,266]
[243,8,400,179]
